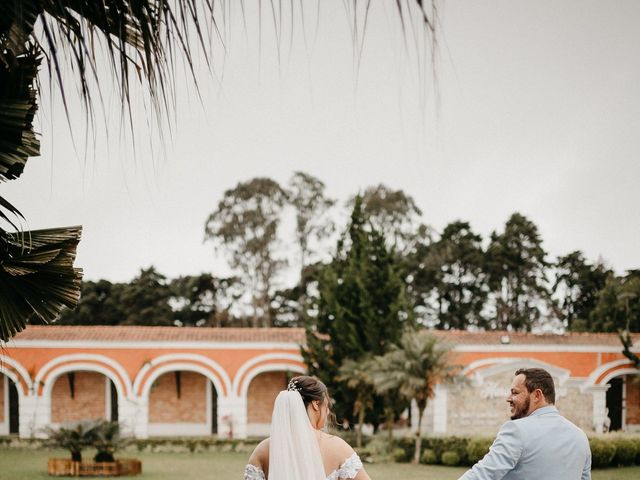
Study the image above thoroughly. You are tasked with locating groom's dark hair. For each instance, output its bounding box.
[515,368,556,404]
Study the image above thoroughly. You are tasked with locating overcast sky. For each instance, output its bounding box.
[5,0,640,284]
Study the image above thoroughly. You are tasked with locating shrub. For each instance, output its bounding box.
[45,420,101,462]
[423,436,469,464]
[611,438,637,466]
[389,447,409,463]
[93,421,128,463]
[355,446,376,464]
[352,436,395,463]
[421,448,438,464]
[391,437,415,458]
[589,438,616,468]
[466,438,493,464]
[441,450,461,467]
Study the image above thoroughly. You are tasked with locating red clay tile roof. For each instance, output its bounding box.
[12,326,306,343]
[9,326,635,347]
[432,330,631,347]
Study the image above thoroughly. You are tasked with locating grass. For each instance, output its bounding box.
[1,448,639,479]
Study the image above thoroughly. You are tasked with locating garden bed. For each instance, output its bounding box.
[47,458,142,476]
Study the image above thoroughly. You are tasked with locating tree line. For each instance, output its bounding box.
[58,172,639,334]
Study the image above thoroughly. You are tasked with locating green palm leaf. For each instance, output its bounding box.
[0,226,83,342]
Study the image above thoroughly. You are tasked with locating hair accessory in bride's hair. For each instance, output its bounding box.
[287,379,301,393]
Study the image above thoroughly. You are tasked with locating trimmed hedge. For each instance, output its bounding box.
[441,450,461,466]
[392,436,471,465]
[420,448,438,464]
[611,438,638,466]
[388,434,640,469]
[4,433,640,469]
[130,437,260,454]
[466,438,493,464]
[589,438,616,468]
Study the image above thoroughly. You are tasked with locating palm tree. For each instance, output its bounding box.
[370,328,457,464]
[337,356,377,448]
[0,1,437,341]
[45,420,101,462]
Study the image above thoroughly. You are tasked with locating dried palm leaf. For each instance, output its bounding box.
[0,226,83,342]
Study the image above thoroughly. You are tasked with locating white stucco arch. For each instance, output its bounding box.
[36,354,132,398]
[462,358,512,376]
[234,353,305,399]
[469,357,571,386]
[139,362,227,401]
[0,354,32,396]
[582,359,638,391]
[41,362,129,401]
[133,353,231,398]
[599,368,640,386]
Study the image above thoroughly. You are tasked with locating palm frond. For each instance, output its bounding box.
[0,45,40,183]
[1,0,217,124]
[0,226,83,342]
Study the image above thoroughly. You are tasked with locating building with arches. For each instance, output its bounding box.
[1,326,638,438]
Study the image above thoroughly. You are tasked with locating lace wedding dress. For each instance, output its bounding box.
[244,390,364,480]
[244,452,363,480]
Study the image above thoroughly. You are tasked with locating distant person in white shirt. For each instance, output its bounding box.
[459,367,591,480]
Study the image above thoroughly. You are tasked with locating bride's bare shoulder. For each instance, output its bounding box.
[320,433,356,458]
[248,438,270,469]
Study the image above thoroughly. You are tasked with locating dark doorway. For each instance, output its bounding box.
[211,382,218,434]
[9,380,19,434]
[110,380,118,422]
[606,377,624,431]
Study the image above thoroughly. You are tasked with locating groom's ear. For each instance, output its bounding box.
[532,388,545,402]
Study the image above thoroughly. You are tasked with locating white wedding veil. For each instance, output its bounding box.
[268,390,326,480]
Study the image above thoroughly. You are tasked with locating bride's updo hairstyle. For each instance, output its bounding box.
[287,375,336,429]
[287,375,329,409]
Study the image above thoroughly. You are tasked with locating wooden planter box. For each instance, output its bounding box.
[48,458,142,477]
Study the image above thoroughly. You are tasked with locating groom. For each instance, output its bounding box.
[458,368,591,480]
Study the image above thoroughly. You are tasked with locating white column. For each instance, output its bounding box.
[217,396,247,439]
[589,385,609,434]
[1,376,8,435]
[19,394,50,438]
[433,383,448,434]
[118,395,147,438]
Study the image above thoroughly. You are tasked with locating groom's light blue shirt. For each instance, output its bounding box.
[459,406,591,480]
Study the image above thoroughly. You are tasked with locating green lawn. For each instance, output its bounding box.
[1,448,638,479]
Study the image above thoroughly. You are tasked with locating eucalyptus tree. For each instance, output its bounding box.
[288,171,336,273]
[369,329,457,464]
[56,279,126,326]
[170,273,240,327]
[204,177,289,327]
[118,267,173,326]
[590,271,640,333]
[351,184,426,254]
[553,251,611,330]
[598,272,640,372]
[485,213,551,331]
[413,221,488,330]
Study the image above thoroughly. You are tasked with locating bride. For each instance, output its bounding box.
[244,375,371,480]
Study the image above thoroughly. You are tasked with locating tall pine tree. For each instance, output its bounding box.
[303,197,412,425]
